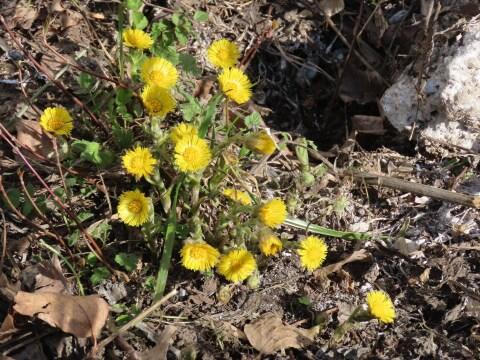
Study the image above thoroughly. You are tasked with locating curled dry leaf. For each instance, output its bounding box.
[13,291,109,338]
[314,249,371,280]
[244,313,319,354]
[15,120,53,160]
[140,325,177,360]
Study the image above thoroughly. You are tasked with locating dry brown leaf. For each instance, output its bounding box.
[314,249,371,279]
[244,313,319,354]
[15,120,53,160]
[13,291,109,338]
[140,325,177,360]
[318,0,344,17]
[12,1,38,30]
[21,257,68,293]
[0,314,16,342]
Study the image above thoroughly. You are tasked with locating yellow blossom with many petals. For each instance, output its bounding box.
[141,57,178,88]
[141,85,176,117]
[207,39,240,69]
[218,67,252,104]
[222,188,252,206]
[297,236,328,271]
[180,242,220,272]
[217,249,256,283]
[366,290,396,324]
[170,123,198,144]
[259,233,283,256]
[122,146,156,181]
[123,28,153,50]
[39,107,73,136]
[246,130,276,155]
[117,189,150,227]
[174,135,211,173]
[258,198,287,228]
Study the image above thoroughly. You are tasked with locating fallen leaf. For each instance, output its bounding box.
[21,257,68,293]
[318,0,344,17]
[314,249,371,279]
[12,1,38,30]
[13,291,109,338]
[244,313,319,354]
[0,314,16,342]
[16,120,53,160]
[339,65,385,104]
[351,115,385,135]
[140,325,176,360]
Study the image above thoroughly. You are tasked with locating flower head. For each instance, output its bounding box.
[141,57,178,88]
[170,123,198,144]
[174,135,212,173]
[258,198,287,228]
[297,236,328,271]
[217,249,256,283]
[366,290,396,324]
[218,67,252,104]
[259,233,283,256]
[207,39,240,69]
[246,130,276,155]
[117,189,150,227]
[39,107,73,136]
[222,188,252,206]
[122,146,156,181]
[180,242,220,272]
[123,28,153,50]
[141,85,176,117]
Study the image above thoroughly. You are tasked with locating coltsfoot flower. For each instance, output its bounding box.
[180,242,220,272]
[222,188,252,206]
[258,198,287,228]
[297,236,328,271]
[141,85,176,117]
[141,57,178,88]
[170,123,198,144]
[207,39,240,69]
[218,67,252,104]
[117,189,150,227]
[246,130,276,155]
[39,107,73,136]
[174,135,212,173]
[366,290,396,324]
[259,233,283,256]
[123,28,153,49]
[122,146,156,181]
[217,249,256,283]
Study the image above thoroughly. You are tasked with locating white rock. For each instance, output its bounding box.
[381,21,480,151]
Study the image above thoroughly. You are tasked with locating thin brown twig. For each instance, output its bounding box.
[0,15,109,133]
[0,209,7,273]
[52,137,71,203]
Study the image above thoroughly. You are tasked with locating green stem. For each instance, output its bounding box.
[154,177,184,300]
[284,217,385,241]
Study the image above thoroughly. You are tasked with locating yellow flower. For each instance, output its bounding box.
[259,233,283,256]
[174,135,212,173]
[117,189,150,227]
[207,39,240,69]
[39,107,73,136]
[141,57,178,88]
[122,146,156,181]
[258,198,287,228]
[141,85,176,117]
[218,67,252,104]
[180,242,220,272]
[297,236,328,271]
[170,123,198,144]
[217,249,256,283]
[246,130,276,155]
[366,290,396,324]
[222,188,252,206]
[123,28,153,50]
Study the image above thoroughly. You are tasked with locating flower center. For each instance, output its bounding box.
[190,248,205,259]
[128,156,143,172]
[148,99,163,112]
[182,146,198,164]
[150,70,165,84]
[225,80,240,94]
[47,118,64,131]
[128,200,143,214]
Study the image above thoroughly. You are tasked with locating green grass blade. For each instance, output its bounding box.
[154,177,184,300]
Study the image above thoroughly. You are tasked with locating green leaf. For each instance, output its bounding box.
[198,93,223,138]
[115,253,138,272]
[151,20,170,38]
[126,0,142,10]
[171,13,182,26]
[112,123,134,149]
[115,314,133,326]
[86,252,98,266]
[77,73,95,90]
[132,11,148,30]
[174,27,188,45]
[88,220,112,242]
[298,296,312,306]
[67,230,81,246]
[115,88,133,107]
[154,46,179,65]
[2,188,21,209]
[71,140,114,168]
[244,112,262,129]
[77,211,94,223]
[178,53,201,76]
[90,267,110,285]
[193,10,208,22]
